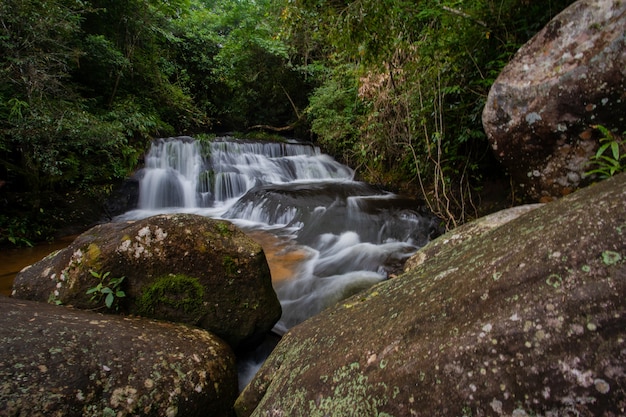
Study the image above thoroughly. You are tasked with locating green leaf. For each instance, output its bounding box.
[611,141,620,160]
[85,286,100,295]
[105,293,114,309]
[594,124,612,138]
[595,143,610,158]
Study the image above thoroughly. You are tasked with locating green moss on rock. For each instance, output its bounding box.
[136,274,205,324]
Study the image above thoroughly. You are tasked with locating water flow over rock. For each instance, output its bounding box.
[122,136,441,332]
[139,137,203,209]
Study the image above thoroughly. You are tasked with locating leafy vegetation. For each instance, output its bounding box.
[277,0,576,227]
[86,270,127,310]
[1,0,577,242]
[584,125,626,179]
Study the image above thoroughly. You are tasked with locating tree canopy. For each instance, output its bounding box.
[0,0,575,244]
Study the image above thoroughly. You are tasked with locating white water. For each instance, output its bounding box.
[119,136,439,388]
[138,138,203,209]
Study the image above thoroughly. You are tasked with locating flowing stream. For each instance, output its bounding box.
[117,136,440,388]
[120,136,439,329]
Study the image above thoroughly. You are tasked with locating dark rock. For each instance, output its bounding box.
[0,296,237,417]
[101,174,141,221]
[12,213,281,350]
[235,173,626,416]
[482,0,626,201]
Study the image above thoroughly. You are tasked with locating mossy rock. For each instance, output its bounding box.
[12,214,281,350]
[0,296,237,417]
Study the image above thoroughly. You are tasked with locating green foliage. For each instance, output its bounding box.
[0,215,34,247]
[0,0,211,244]
[584,125,626,179]
[276,0,576,226]
[187,0,310,130]
[307,65,362,162]
[0,205,55,247]
[86,270,127,310]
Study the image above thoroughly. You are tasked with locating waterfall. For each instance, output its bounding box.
[137,137,355,210]
[121,136,440,387]
[138,137,202,209]
[126,135,439,329]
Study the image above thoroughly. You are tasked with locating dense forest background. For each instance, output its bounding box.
[0,0,575,245]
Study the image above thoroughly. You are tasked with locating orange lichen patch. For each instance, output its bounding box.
[245,231,310,284]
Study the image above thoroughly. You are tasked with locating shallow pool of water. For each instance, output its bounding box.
[0,237,76,296]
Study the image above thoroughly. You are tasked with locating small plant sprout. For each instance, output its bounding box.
[86,270,126,310]
[584,125,626,179]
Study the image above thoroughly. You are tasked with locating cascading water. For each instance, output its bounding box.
[120,135,441,389]
[139,137,203,209]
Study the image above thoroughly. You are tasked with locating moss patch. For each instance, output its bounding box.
[215,220,232,237]
[136,274,205,324]
[223,255,237,276]
[85,243,102,270]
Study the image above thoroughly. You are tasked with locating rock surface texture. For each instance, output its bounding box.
[236,172,626,417]
[12,213,281,350]
[482,0,626,201]
[404,204,543,272]
[0,296,237,417]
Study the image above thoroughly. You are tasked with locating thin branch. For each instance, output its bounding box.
[281,84,301,119]
[441,6,487,27]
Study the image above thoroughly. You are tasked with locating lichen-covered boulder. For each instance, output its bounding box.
[12,213,281,350]
[482,0,626,201]
[404,204,543,272]
[235,172,626,417]
[0,296,237,417]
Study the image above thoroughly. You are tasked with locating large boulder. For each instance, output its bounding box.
[236,172,626,417]
[0,296,237,417]
[482,0,626,201]
[12,213,281,350]
[404,203,543,272]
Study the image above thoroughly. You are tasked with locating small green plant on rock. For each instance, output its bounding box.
[86,270,126,310]
[585,125,626,179]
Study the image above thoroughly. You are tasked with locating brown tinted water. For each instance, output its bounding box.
[0,237,76,296]
[245,230,311,284]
